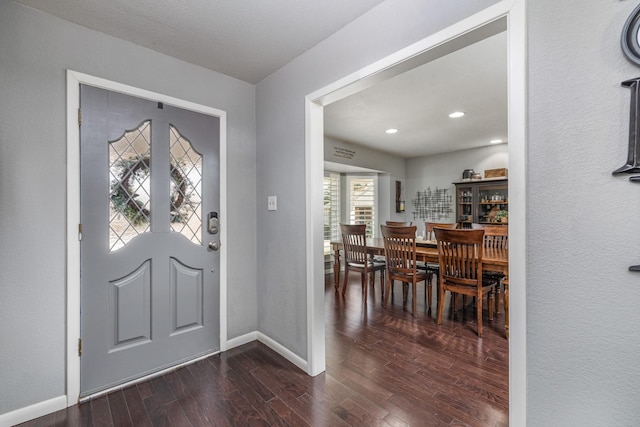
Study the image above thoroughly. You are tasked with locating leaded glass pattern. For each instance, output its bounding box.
[109,121,151,251]
[169,125,203,245]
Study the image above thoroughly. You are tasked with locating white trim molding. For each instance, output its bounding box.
[305,0,526,425]
[0,396,67,427]
[257,333,308,372]
[227,332,308,373]
[65,70,229,407]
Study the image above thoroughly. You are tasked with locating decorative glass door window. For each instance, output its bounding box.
[169,125,203,244]
[108,121,203,251]
[109,121,152,251]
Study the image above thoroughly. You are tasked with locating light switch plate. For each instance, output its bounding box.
[267,196,277,211]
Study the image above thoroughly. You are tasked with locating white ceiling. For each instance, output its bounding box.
[16,0,507,159]
[324,31,507,159]
[16,0,386,84]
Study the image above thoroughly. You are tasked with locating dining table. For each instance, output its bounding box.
[331,237,510,338]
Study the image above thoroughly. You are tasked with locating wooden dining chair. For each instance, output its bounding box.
[424,222,457,240]
[339,223,385,303]
[434,228,497,337]
[380,224,428,317]
[482,224,508,249]
[482,224,508,313]
[420,222,457,313]
[386,220,412,226]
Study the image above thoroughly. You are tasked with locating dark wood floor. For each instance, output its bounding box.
[19,272,508,426]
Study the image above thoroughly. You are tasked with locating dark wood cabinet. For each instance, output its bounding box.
[454,178,508,227]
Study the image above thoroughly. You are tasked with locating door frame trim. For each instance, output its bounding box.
[66,70,228,403]
[305,0,526,425]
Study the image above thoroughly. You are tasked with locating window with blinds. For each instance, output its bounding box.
[348,176,376,238]
[323,172,340,256]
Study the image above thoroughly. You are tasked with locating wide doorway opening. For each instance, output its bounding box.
[306,4,526,425]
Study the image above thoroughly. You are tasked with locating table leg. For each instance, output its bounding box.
[333,246,341,291]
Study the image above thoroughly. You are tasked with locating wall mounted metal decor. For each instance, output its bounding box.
[612,77,640,176]
[622,3,640,67]
[411,187,452,222]
[616,3,640,271]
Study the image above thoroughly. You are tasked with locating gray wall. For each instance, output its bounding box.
[256,0,500,363]
[258,0,640,424]
[406,144,508,235]
[0,1,257,414]
[527,1,640,425]
[6,0,639,424]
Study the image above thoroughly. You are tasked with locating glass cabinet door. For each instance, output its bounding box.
[455,179,508,227]
[477,182,508,224]
[456,184,474,225]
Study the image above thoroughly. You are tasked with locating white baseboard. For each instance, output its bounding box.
[227,331,307,373]
[0,395,66,427]
[226,331,258,350]
[257,332,308,372]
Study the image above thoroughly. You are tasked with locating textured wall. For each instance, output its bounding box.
[527,1,640,425]
[0,1,256,414]
[256,0,500,360]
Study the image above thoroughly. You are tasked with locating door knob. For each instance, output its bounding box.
[208,241,220,251]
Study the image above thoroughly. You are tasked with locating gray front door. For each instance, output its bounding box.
[79,85,220,396]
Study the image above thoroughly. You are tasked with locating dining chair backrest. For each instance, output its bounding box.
[425,222,456,240]
[386,220,412,226]
[340,223,369,266]
[434,227,496,337]
[482,224,508,249]
[380,225,418,273]
[434,228,485,284]
[380,224,427,317]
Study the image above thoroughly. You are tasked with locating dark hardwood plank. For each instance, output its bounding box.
[54,403,91,427]
[121,385,152,427]
[106,390,131,427]
[17,271,508,426]
[89,395,112,427]
[141,393,169,427]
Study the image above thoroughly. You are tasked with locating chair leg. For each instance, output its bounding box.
[412,281,418,317]
[425,272,433,313]
[436,283,446,325]
[488,288,495,321]
[341,266,349,296]
[361,272,368,303]
[477,290,483,337]
[383,274,391,308]
[495,280,502,314]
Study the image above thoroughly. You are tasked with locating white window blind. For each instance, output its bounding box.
[323,172,340,256]
[349,177,376,238]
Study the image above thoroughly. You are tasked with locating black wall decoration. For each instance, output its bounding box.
[616,3,640,271]
[411,187,452,222]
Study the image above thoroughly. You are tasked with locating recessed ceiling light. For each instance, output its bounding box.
[490,139,503,144]
[448,111,465,118]
[385,128,398,134]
